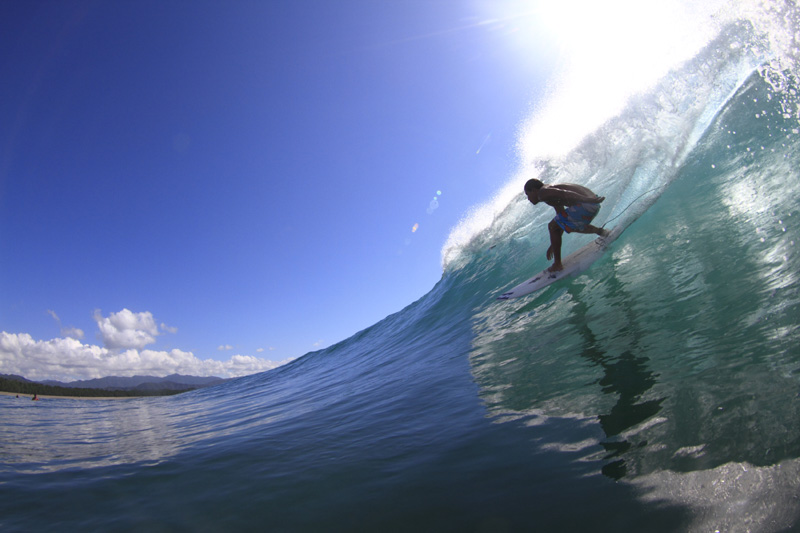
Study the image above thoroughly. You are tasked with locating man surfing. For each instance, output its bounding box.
[524,179,608,272]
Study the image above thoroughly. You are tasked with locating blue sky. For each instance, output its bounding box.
[0,0,559,380]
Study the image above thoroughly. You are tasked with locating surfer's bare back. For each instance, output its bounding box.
[524,179,608,272]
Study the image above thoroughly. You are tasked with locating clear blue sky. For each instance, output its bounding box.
[1,0,557,380]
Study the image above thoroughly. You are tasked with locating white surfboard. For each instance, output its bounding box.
[497,225,624,300]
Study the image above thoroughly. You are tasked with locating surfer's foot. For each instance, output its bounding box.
[599,228,610,237]
[547,261,564,272]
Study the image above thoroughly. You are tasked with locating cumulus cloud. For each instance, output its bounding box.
[0,309,293,382]
[0,332,292,382]
[94,308,159,350]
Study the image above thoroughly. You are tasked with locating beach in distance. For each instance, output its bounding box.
[0,390,138,401]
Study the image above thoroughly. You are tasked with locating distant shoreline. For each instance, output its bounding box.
[0,390,139,401]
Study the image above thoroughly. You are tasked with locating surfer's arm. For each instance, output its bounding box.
[539,187,604,206]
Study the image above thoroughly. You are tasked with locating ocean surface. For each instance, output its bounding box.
[2,4,800,532]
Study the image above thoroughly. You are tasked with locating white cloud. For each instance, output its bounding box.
[0,331,292,382]
[0,309,294,382]
[61,327,85,340]
[217,344,233,351]
[94,309,159,350]
[47,309,85,340]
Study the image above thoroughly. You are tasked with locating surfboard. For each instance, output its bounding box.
[497,225,624,300]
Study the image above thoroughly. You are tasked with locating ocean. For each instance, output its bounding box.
[2,3,799,532]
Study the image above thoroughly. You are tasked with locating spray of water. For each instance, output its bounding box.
[442,0,800,272]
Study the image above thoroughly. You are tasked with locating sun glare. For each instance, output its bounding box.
[478,0,728,159]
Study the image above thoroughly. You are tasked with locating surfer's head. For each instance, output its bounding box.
[524,179,544,204]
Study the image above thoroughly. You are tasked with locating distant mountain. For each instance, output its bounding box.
[34,374,226,391]
[1,373,227,398]
[0,374,34,384]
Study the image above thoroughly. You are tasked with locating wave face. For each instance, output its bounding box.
[2,3,799,532]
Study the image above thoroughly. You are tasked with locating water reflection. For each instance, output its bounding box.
[469,126,800,479]
[567,287,664,480]
[469,269,665,480]
[0,396,197,473]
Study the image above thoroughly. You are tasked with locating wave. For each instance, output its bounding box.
[443,1,800,275]
[2,1,799,531]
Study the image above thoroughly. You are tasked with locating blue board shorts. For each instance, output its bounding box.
[554,202,601,233]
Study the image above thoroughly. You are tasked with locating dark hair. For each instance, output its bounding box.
[524,179,544,192]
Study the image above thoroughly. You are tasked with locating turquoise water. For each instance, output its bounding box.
[2,8,800,533]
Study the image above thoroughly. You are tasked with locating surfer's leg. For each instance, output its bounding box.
[547,219,564,271]
[566,204,604,236]
[582,224,609,236]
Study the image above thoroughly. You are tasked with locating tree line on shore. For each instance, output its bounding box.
[0,376,188,398]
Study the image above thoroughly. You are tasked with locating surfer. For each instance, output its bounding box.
[524,179,608,272]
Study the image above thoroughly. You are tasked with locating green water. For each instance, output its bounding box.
[469,73,800,486]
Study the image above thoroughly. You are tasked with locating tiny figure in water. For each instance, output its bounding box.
[32,394,39,401]
[524,179,608,272]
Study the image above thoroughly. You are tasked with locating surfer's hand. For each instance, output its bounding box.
[596,196,605,203]
[546,246,554,261]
